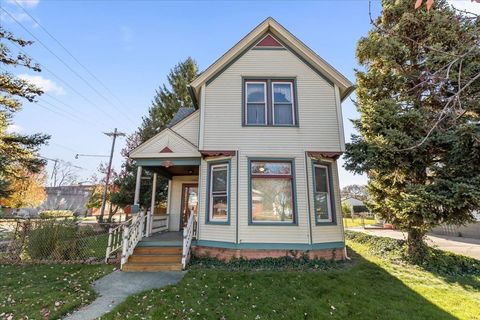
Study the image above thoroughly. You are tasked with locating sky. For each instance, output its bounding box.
[1,0,478,188]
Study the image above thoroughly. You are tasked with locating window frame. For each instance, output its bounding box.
[244,81,268,126]
[311,161,337,225]
[271,81,295,126]
[242,78,298,127]
[206,160,230,225]
[248,158,298,226]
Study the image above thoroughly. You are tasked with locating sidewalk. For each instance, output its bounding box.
[347,227,480,260]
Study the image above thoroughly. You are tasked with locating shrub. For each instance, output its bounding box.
[189,255,342,272]
[27,220,86,261]
[39,210,74,219]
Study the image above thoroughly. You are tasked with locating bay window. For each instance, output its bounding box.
[313,163,335,224]
[244,79,296,126]
[249,160,296,224]
[208,162,229,223]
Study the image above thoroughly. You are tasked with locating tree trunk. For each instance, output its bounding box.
[406,228,427,263]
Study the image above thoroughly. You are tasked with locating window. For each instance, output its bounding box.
[272,82,294,125]
[244,79,296,126]
[245,82,267,125]
[250,161,295,224]
[313,164,334,223]
[208,163,229,222]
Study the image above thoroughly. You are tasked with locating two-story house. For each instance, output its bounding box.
[120,17,354,271]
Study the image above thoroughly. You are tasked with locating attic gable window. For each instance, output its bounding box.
[244,79,297,126]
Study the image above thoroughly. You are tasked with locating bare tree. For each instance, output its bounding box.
[50,161,80,187]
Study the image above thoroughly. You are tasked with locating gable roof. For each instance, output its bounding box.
[168,107,196,127]
[129,128,200,159]
[190,17,354,102]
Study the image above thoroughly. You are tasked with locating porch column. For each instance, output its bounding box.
[134,165,142,205]
[148,172,157,236]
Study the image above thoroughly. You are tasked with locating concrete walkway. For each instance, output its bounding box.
[347,227,480,260]
[64,270,186,320]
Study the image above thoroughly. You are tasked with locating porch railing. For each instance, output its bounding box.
[105,222,125,263]
[151,214,169,234]
[182,213,195,269]
[120,211,147,268]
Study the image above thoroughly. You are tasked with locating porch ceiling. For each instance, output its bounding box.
[145,164,199,178]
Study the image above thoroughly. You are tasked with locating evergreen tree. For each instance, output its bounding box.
[345,0,480,262]
[108,58,199,213]
[0,28,50,198]
[139,57,198,142]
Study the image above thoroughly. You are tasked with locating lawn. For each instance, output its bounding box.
[0,264,114,319]
[102,237,480,320]
[342,217,377,228]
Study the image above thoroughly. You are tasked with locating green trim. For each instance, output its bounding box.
[193,240,344,250]
[247,157,298,226]
[235,153,239,244]
[205,159,231,225]
[241,77,299,127]
[304,152,313,244]
[311,159,337,226]
[135,158,201,167]
[251,47,287,51]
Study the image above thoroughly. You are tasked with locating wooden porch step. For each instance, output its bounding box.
[133,246,182,255]
[122,262,183,272]
[128,254,181,263]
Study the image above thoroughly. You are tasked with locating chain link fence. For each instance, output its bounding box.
[0,217,120,264]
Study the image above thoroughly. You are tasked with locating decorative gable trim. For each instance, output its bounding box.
[307,151,342,160]
[160,146,173,153]
[254,34,284,48]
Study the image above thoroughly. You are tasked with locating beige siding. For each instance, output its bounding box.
[197,156,237,243]
[171,111,200,147]
[307,159,345,243]
[168,176,198,232]
[197,47,344,245]
[131,129,200,159]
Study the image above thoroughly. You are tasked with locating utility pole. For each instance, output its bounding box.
[99,128,125,221]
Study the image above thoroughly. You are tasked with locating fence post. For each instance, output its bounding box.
[105,227,113,263]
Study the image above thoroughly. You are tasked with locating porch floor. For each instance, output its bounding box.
[138,231,183,247]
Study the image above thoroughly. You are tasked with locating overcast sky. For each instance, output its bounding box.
[1,0,477,187]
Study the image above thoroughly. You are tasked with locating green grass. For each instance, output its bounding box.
[0,264,114,319]
[102,241,479,320]
[342,217,376,228]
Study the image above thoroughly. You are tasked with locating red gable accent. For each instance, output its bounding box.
[160,146,173,153]
[255,34,283,48]
[307,151,343,160]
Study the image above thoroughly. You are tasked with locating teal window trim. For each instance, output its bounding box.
[242,77,299,127]
[205,159,231,225]
[247,157,298,226]
[311,160,337,226]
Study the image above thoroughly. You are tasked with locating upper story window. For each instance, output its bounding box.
[244,79,297,126]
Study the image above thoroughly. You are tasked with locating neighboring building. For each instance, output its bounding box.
[39,185,95,216]
[125,18,354,269]
[341,197,371,217]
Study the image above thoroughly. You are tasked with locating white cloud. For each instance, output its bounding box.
[6,124,23,134]
[447,0,480,14]
[18,74,66,96]
[6,0,40,8]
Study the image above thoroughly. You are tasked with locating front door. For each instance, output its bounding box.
[180,184,198,229]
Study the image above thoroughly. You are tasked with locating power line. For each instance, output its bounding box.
[0,7,135,124]
[7,39,126,125]
[13,0,137,122]
[39,99,105,129]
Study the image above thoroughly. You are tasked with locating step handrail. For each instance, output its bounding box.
[181,213,195,269]
[120,211,147,268]
[105,222,126,263]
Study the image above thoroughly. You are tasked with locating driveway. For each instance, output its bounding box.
[347,227,480,260]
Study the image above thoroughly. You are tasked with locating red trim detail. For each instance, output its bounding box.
[200,150,236,158]
[256,34,283,47]
[160,146,173,153]
[307,151,343,160]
